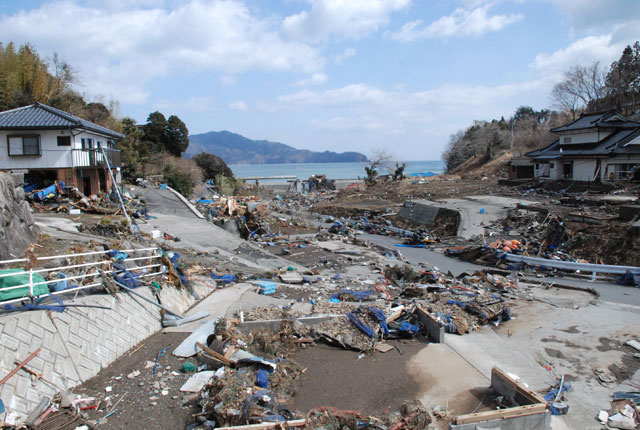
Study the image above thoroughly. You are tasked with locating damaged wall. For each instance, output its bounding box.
[0,276,215,425]
[0,172,40,259]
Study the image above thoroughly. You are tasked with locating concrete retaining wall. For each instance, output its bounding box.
[0,172,39,259]
[0,275,216,425]
[398,201,460,232]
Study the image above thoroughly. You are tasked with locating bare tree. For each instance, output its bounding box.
[364,149,393,186]
[551,62,606,118]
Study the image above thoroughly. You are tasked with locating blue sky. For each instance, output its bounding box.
[1,0,639,160]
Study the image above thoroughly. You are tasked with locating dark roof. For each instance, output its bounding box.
[0,103,124,139]
[529,128,640,160]
[551,110,640,133]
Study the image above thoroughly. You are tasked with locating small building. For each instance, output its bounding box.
[507,157,534,179]
[0,103,123,195]
[526,110,640,182]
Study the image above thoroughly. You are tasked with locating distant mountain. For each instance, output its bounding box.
[186,130,367,164]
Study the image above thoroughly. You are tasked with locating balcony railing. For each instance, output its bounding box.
[72,148,121,168]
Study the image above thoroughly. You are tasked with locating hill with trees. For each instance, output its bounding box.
[0,41,232,197]
[443,41,640,175]
[187,130,367,164]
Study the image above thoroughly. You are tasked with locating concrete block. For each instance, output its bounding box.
[51,335,67,356]
[1,333,20,351]
[28,357,44,373]
[39,312,56,333]
[77,328,92,344]
[29,334,43,355]
[0,382,16,403]
[41,331,53,350]
[2,315,18,335]
[14,375,30,398]
[69,314,80,335]
[13,327,32,345]
[67,333,82,348]
[53,320,69,342]
[87,322,100,337]
[17,342,29,361]
[415,306,445,343]
[42,362,54,382]
[27,321,43,337]
[78,314,88,331]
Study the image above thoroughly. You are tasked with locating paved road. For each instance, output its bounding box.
[364,233,640,307]
[130,185,301,271]
[414,195,536,238]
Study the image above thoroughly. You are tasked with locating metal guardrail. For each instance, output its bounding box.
[0,247,162,306]
[72,148,121,168]
[499,252,640,275]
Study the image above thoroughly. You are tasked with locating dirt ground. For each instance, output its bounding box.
[291,340,426,415]
[75,331,198,430]
[72,331,430,429]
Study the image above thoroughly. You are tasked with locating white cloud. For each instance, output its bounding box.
[334,47,357,64]
[155,96,212,113]
[229,101,248,111]
[531,35,624,74]
[388,4,523,41]
[0,0,324,103]
[280,0,409,43]
[271,78,551,136]
[552,0,640,33]
[294,73,329,87]
[220,76,237,86]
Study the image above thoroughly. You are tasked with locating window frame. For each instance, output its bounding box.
[81,137,94,150]
[57,135,71,147]
[7,134,41,156]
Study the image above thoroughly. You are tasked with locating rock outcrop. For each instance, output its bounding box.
[0,172,39,259]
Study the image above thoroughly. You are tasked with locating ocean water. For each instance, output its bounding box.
[230,160,445,182]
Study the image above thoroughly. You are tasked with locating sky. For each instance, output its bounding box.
[1,0,639,160]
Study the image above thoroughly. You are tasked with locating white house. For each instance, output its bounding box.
[526,110,640,182]
[0,103,123,195]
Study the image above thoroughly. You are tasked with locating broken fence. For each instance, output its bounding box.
[0,247,163,306]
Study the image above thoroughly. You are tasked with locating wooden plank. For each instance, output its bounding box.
[215,419,307,429]
[386,305,405,324]
[195,342,229,365]
[454,403,547,425]
[516,203,549,214]
[492,367,547,404]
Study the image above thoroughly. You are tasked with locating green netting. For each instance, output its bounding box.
[0,269,49,302]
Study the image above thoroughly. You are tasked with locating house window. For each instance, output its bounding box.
[550,163,555,169]
[107,140,115,149]
[8,135,40,156]
[81,138,94,149]
[57,136,71,146]
[564,137,572,144]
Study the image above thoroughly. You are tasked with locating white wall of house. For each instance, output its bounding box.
[571,159,598,181]
[534,161,561,180]
[559,131,611,144]
[0,129,116,170]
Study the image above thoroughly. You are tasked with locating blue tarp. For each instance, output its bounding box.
[347,312,376,338]
[409,172,437,177]
[32,182,65,200]
[210,273,238,283]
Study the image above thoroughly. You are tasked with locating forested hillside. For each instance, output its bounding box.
[443,41,640,173]
[188,130,367,164]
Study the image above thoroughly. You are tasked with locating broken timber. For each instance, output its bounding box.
[452,367,549,429]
